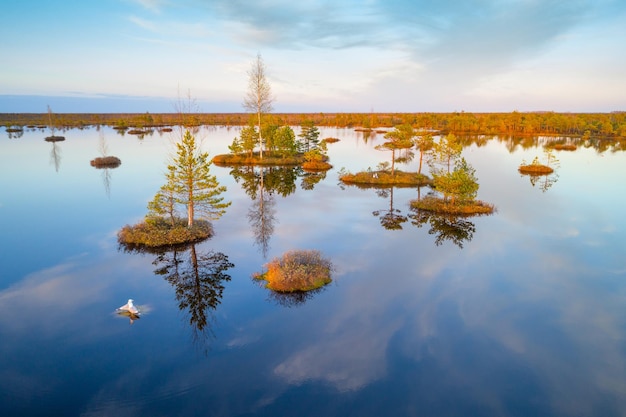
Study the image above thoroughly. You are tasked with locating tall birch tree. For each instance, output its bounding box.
[243,53,274,160]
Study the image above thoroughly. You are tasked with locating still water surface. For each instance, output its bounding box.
[1,126,625,416]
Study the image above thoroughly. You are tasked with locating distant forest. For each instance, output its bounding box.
[2,111,625,138]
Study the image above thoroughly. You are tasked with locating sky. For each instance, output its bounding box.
[1,0,625,113]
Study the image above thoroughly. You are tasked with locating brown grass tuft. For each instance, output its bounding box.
[90,156,121,168]
[518,164,554,174]
[253,250,332,292]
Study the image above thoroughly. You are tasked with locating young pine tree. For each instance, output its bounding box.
[156,130,230,228]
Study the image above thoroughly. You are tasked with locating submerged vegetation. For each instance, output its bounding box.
[253,250,333,292]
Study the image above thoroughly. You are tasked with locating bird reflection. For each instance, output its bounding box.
[115,299,141,324]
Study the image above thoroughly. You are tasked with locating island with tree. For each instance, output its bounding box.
[118,130,230,248]
[212,54,332,171]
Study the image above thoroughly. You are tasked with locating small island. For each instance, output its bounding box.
[518,152,559,175]
[253,249,333,292]
[118,130,230,249]
[340,169,430,186]
[212,121,332,171]
[90,156,121,168]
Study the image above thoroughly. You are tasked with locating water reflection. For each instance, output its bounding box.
[152,244,233,348]
[6,128,24,139]
[372,186,408,230]
[520,172,560,193]
[409,204,476,248]
[49,141,62,173]
[230,165,325,256]
[267,286,327,308]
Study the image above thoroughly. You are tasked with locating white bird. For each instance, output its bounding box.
[117,299,139,315]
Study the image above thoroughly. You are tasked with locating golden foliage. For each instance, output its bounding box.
[254,250,332,292]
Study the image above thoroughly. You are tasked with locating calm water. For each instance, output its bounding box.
[1,126,625,417]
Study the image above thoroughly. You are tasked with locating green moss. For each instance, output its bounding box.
[410,196,495,215]
[340,170,431,186]
[212,151,305,166]
[117,217,213,249]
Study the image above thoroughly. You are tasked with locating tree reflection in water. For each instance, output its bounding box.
[409,206,477,249]
[49,141,62,173]
[153,244,234,349]
[266,287,328,308]
[229,165,325,257]
[521,172,559,193]
[120,242,234,350]
[372,186,408,230]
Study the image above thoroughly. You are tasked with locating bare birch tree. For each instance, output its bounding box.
[243,53,274,160]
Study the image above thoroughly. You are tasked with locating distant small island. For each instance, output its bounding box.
[411,196,495,216]
[340,170,430,186]
[90,156,121,168]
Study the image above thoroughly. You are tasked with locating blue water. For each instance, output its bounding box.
[1,126,625,416]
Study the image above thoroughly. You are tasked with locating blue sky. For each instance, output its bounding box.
[1,0,625,113]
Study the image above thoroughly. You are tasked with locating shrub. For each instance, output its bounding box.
[253,249,332,292]
[518,164,554,174]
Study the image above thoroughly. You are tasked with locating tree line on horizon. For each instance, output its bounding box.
[2,110,626,139]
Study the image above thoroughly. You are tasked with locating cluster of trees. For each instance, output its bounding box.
[373,125,480,207]
[227,119,326,163]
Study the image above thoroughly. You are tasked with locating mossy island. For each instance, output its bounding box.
[214,120,332,170]
[550,143,577,151]
[90,156,121,168]
[411,196,495,216]
[340,169,430,186]
[213,151,309,166]
[253,249,333,292]
[45,135,65,142]
[518,164,554,174]
[118,218,213,249]
[118,130,230,249]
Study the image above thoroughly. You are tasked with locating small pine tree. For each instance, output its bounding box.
[152,130,230,228]
[298,120,320,152]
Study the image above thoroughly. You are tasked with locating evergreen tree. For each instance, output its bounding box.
[430,133,462,174]
[153,130,230,228]
[298,120,320,152]
[274,126,297,155]
[432,157,479,204]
